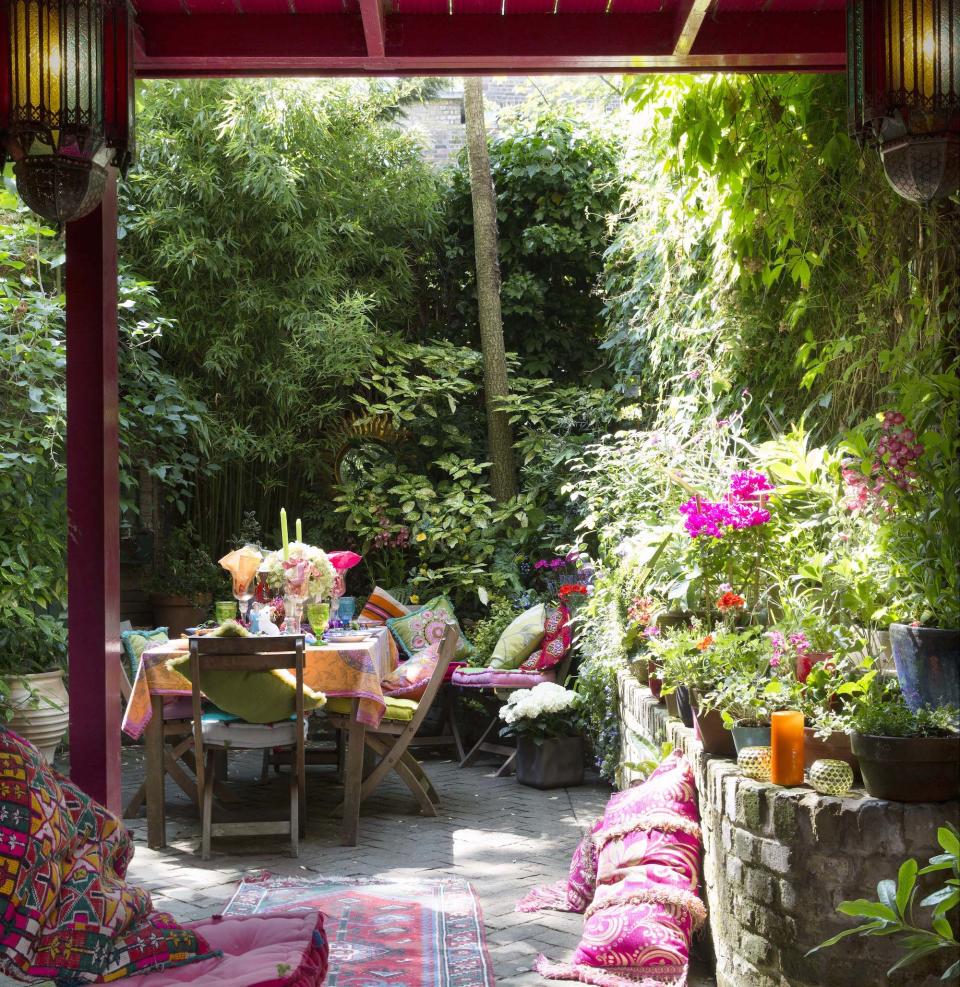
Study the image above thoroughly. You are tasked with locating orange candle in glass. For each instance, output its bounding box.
[770,711,805,786]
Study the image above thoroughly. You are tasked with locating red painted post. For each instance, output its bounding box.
[65,170,122,813]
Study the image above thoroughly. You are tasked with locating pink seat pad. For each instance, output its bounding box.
[451,667,557,689]
[123,911,328,987]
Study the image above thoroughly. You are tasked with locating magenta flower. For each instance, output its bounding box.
[643,625,660,638]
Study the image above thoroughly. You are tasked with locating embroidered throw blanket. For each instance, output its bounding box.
[0,727,214,984]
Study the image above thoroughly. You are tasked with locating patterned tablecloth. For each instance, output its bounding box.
[121,627,400,740]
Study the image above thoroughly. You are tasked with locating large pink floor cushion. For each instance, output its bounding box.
[516,818,601,915]
[124,911,329,987]
[601,751,700,831]
[451,667,557,688]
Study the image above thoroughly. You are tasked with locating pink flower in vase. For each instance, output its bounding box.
[283,559,311,598]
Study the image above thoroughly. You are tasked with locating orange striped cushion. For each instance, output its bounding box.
[359,587,410,624]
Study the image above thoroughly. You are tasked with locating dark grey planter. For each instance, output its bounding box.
[890,623,960,711]
[516,736,585,789]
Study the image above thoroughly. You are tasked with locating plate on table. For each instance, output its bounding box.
[325,631,371,644]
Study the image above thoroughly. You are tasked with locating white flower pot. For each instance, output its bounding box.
[7,670,69,762]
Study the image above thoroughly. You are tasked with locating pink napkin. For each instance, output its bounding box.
[327,551,362,572]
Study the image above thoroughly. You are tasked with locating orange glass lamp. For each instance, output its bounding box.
[770,711,805,787]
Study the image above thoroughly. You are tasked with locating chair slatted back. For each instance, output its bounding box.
[188,635,306,808]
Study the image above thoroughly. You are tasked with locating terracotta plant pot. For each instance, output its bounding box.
[648,675,664,701]
[7,670,70,762]
[664,691,680,720]
[516,736,585,790]
[889,623,960,712]
[803,728,859,778]
[731,720,772,755]
[693,706,736,757]
[851,732,960,802]
[151,593,210,638]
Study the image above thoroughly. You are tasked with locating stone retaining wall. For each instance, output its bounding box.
[617,669,957,987]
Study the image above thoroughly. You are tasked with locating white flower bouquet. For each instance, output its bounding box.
[262,541,337,601]
[499,682,585,743]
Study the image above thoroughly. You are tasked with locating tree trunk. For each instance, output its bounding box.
[462,76,518,503]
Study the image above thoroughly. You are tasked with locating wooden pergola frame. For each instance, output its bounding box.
[64,0,846,811]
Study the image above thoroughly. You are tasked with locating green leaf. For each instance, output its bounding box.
[837,899,897,923]
[896,858,918,917]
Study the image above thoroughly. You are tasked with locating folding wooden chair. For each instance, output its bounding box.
[325,625,457,841]
[457,648,576,776]
[121,636,197,820]
[189,635,307,860]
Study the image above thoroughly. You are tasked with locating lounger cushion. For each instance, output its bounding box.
[199,712,307,749]
[451,667,557,688]
[123,911,329,987]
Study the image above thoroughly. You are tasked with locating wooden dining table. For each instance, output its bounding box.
[122,629,399,849]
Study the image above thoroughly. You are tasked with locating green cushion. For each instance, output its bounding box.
[490,604,546,670]
[386,595,473,662]
[120,628,169,683]
[167,654,325,724]
[324,695,418,722]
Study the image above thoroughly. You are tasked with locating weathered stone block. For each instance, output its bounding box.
[744,867,776,905]
[758,837,794,874]
[734,826,758,864]
[736,786,763,831]
[739,930,776,968]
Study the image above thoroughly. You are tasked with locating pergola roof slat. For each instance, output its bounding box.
[131,0,846,75]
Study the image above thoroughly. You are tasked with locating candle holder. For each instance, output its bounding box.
[771,710,805,786]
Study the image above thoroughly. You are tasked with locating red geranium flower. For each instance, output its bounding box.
[716,591,746,612]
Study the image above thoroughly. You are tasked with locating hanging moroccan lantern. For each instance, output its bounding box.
[847,0,960,202]
[0,0,135,224]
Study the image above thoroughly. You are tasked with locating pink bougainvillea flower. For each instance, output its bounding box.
[327,550,362,572]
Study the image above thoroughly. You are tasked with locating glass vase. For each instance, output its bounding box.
[282,595,305,635]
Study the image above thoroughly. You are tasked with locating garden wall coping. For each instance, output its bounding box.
[616,668,957,987]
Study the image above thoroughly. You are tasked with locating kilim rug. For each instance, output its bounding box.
[224,873,495,987]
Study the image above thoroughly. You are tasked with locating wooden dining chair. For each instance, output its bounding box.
[189,635,307,860]
[325,625,457,835]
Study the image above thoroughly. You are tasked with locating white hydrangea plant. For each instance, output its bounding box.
[498,682,585,742]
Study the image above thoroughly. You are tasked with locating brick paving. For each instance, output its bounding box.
[5,747,715,986]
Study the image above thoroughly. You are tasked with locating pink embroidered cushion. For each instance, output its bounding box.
[596,826,701,890]
[124,912,329,987]
[602,750,700,832]
[380,646,439,701]
[520,605,571,672]
[566,819,602,912]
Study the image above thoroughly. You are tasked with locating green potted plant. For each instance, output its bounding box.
[146,522,221,637]
[849,689,959,802]
[0,613,69,761]
[843,407,959,711]
[645,621,708,728]
[499,682,586,789]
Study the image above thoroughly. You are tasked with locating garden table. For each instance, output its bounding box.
[122,630,398,849]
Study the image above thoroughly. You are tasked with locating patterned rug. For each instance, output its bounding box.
[224,874,495,987]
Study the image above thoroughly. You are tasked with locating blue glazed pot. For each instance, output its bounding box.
[731,721,772,755]
[890,623,960,712]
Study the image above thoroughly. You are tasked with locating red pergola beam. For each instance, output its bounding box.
[358,0,386,57]
[135,10,846,75]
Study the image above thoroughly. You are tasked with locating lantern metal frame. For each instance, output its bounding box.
[0,0,136,223]
[847,0,959,202]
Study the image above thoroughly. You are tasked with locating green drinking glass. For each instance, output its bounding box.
[305,602,330,636]
[215,600,238,623]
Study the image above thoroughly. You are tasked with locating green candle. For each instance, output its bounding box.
[280,508,289,561]
[296,518,303,543]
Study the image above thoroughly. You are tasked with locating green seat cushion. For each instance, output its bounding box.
[325,695,418,722]
[167,654,325,724]
[489,604,546,670]
[121,628,169,683]
[386,595,473,662]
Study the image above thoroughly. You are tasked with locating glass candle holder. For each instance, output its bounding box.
[770,710,805,786]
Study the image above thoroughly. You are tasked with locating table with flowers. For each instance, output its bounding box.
[123,628,400,849]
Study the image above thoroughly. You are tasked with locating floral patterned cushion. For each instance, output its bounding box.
[520,605,571,672]
[387,595,473,661]
[380,646,439,701]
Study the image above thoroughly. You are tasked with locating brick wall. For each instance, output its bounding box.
[617,669,955,987]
